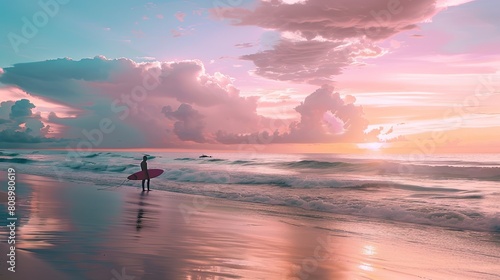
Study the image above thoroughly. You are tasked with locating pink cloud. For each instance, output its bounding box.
[175,12,186,22]
[216,85,370,144]
[156,14,164,19]
[212,0,473,84]
[214,0,446,41]
[291,85,368,140]
[171,27,192,38]
[0,57,376,147]
[437,0,475,8]
[234,42,255,48]
[171,29,183,37]
[241,39,384,84]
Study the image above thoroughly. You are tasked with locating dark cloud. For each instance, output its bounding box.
[0,56,132,106]
[1,56,116,83]
[162,104,206,143]
[0,129,46,143]
[0,101,14,120]
[0,98,53,142]
[9,99,35,119]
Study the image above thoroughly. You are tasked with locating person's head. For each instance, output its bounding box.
[143,156,147,161]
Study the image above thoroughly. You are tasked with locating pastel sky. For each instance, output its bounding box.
[0,0,499,153]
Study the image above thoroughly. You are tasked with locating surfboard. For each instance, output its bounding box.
[127,169,164,180]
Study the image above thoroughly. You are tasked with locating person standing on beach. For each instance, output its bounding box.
[141,156,150,191]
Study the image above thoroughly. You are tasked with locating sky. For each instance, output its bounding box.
[0,0,499,153]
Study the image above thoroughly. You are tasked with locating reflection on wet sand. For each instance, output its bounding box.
[8,174,122,279]
[102,192,381,280]
[5,173,500,280]
[17,179,70,250]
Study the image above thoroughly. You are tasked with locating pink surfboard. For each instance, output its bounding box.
[127,169,164,180]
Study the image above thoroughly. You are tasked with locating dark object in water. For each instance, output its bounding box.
[199,154,212,158]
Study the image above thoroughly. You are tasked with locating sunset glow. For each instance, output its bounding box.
[0,0,498,153]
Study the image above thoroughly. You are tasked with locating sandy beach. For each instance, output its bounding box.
[0,171,499,280]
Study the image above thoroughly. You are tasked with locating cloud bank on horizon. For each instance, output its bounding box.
[0,57,371,148]
[1,0,498,152]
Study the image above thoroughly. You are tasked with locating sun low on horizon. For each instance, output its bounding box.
[0,0,499,154]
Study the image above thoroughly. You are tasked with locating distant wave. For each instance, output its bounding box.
[284,160,350,169]
[390,164,500,181]
[433,194,484,199]
[162,168,363,188]
[105,152,134,158]
[0,158,34,164]
[174,157,196,161]
[174,157,228,163]
[134,155,156,160]
[57,161,137,173]
[271,159,500,181]
[0,152,20,157]
[83,153,100,158]
[207,159,225,162]
[231,160,254,165]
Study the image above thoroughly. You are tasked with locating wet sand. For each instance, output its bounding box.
[0,172,499,279]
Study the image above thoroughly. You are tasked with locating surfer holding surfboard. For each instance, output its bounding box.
[125,156,164,191]
[98,156,163,191]
[140,156,150,191]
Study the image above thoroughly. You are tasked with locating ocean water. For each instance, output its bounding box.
[1,150,499,232]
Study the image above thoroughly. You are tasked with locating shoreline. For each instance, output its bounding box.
[0,172,499,279]
[1,150,499,236]
[3,164,499,234]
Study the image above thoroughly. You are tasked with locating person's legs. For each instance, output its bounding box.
[142,179,145,191]
[147,179,150,190]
